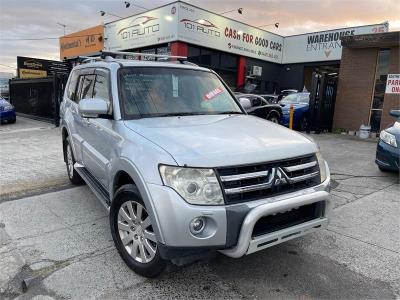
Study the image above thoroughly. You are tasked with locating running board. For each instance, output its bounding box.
[74,163,111,210]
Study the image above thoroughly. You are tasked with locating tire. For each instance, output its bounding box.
[110,184,166,278]
[267,112,280,124]
[9,118,16,124]
[64,138,84,185]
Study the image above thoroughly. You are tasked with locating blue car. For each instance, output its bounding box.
[375,109,400,172]
[280,92,310,131]
[0,96,16,124]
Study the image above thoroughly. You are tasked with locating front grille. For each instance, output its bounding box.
[216,154,321,204]
[252,202,324,237]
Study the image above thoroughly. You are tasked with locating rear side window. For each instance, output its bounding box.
[66,71,78,100]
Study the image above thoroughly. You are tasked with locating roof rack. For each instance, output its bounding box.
[101,51,188,63]
[76,51,196,66]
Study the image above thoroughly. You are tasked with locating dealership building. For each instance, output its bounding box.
[57,1,398,132]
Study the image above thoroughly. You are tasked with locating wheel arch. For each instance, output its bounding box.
[110,158,165,244]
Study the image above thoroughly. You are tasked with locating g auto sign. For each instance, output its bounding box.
[104,4,178,51]
[385,74,400,94]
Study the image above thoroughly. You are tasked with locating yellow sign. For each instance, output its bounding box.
[19,69,47,79]
[59,25,104,59]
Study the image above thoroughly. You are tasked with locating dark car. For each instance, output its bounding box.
[280,92,310,131]
[375,109,400,172]
[236,94,282,123]
[260,94,279,104]
[0,96,16,124]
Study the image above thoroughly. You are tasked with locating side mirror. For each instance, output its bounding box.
[79,98,108,118]
[389,109,400,118]
[239,97,251,109]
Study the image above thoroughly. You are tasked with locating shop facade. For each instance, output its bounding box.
[333,31,400,132]
[103,1,388,95]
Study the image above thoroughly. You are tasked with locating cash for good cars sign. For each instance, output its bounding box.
[104,4,178,51]
[283,23,389,64]
[385,74,400,94]
[177,2,284,63]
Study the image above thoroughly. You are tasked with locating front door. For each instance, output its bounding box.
[80,69,115,189]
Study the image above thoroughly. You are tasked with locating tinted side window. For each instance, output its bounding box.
[93,75,110,103]
[252,97,262,107]
[66,71,78,100]
[79,75,95,100]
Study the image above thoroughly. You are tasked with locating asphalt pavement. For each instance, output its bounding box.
[0,117,399,299]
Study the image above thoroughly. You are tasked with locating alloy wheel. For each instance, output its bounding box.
[117,201,157,263]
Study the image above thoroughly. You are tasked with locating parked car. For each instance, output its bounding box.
[280,92,310,131]
[0,96,16,124]
[277,89,298,101]
[375,109,400,172]
[60,53,331,278]
[236,94,282,123]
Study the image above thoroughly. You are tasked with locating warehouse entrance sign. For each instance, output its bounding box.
[283,23,388,63]
[104,1,388,65]
[386,74,400,94]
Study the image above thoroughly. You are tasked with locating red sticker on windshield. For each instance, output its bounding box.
[204,87,223,101]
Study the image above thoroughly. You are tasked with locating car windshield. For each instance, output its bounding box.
[281,93,310,104]
[119,67,242,118]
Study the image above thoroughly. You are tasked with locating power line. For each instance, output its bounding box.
[0,63,16,69]
[0,33,103,41]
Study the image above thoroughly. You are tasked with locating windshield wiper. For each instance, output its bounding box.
[217,111,243,115]
[153,112,209,117]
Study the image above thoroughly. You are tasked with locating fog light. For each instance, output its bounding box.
[190,217,206,234]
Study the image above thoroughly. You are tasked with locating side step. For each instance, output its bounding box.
[74,163,111,210]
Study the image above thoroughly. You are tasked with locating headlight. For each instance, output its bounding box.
[4,105,13,111]
[380,130,397,147]
[159,165,224,205]
[316,151,328,183]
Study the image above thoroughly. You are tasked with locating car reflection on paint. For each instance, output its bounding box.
[375,109,400,172]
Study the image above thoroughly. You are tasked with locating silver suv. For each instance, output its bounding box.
[60,53,331,277]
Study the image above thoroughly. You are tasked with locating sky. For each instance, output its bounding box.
[0,0,399,74]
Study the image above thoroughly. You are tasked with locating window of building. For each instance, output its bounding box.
[369,49,391,132]
[187,45,238,90]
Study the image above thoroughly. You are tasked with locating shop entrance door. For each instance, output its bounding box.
[307,72,338,133]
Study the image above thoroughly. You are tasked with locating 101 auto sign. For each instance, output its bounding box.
[177,3,284,63]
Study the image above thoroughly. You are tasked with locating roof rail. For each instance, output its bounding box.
[101,51,188,63]
[77,56,105,64]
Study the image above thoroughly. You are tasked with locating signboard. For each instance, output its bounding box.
[385,74,400,94]
[17,56,70,79]
[59,25,104,59]
[177,2,283,63]
[104,4,178,51]
[283,23,389,64]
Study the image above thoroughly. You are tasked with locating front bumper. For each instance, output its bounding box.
[375,140,400,171]
[0,109,16,121]
[147,163,331,259]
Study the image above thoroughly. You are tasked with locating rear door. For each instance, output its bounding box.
[65,68,94,163]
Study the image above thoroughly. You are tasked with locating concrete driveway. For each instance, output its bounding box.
[0,118,399,299]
